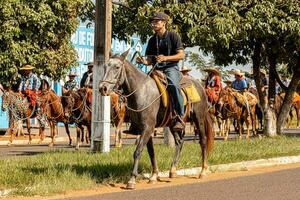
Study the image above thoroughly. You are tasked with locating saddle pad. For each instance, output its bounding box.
[152,75,169,107]
[153,74,201,107]
[234,92,257,106]
[182,84,201,103]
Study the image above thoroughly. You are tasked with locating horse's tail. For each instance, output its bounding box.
[205,113,215,156]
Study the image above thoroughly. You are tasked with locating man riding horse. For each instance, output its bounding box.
[64,72,79,91]
[136,12,185,131]
[232,69,251,114]
[18,64,41,109]
[204,67,222,105]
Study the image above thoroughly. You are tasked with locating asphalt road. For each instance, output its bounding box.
[62,166,300,200]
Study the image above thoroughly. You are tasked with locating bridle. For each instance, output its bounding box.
[99,57,163,112]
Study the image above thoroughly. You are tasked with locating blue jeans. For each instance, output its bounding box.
[162,66,184,117]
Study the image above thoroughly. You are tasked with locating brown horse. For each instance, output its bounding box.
[99,51,214,189]
[61,87,92,150]
[39,82,72,146]
[217,88,257,140]
[274,93,296,128]
[110,92,127,148]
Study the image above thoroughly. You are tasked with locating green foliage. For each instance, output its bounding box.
[112,0,300,68]
[0,0,94,86]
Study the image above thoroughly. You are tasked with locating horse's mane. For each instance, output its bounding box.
[40,79,51,91]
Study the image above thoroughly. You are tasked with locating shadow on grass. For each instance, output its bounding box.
[21,161,149,184]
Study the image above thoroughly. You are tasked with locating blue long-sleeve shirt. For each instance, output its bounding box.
[232,79,248,91]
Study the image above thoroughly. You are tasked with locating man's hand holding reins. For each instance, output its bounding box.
[136,56,150,65]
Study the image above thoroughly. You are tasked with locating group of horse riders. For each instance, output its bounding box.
[11,11,290,138]
[16,62,94,110]
[203,66,276,110]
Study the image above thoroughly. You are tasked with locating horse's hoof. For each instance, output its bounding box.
[75,146,79,150]
[126,182,136,190]
[224,137,228,141]
[28,141,31,145]
[169,171,177,178]
[38,140,43,144]
[148,179,157,184]
[199,173,207,179]
[7,142,12,147]
[48,143,54,147]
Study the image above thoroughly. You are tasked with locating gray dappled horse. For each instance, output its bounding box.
[99,50,214,190]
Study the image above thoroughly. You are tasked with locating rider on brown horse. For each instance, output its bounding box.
[204,67,222,105]
[18,64,41,108]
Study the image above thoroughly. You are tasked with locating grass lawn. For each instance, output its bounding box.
[0,136,300,196]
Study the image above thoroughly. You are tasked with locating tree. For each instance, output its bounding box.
[0,0,94,87]
[112,0,300,136]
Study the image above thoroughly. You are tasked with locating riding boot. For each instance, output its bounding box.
[172,115,185,131]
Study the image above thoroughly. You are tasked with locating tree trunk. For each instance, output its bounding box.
[268,54,276,103]
[252,42,277,136]
[263,106,277,137]
[277,59,300,134]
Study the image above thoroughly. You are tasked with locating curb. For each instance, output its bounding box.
[143,155,300,178]
[0,136,76,146]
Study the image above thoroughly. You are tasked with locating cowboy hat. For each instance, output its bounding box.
[180,66,192,72]
[68,72,77,77]
[20,64,35,70]
[150,12,169,22]
[84,62,94,67]
[233,69,244,76]
[259,69,267,75]
[203,67,220,75]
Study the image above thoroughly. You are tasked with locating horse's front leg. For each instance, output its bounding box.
[8,127,14,146]
[86,124,91,144]
[251,108,257,136]
[225,118,230,141]
[126,128,153,190]
[115,120,123,148]
[169,129,185,178]
[147,135,159,183]
[48,121,56,147]
[75,125,83,150]
[245,116,250,140]
[38,126,45,144]
[25,119,32,144]
[237,117,243,140]
[64,123,72,146]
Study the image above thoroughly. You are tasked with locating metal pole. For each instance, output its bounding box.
[91,0,112,152]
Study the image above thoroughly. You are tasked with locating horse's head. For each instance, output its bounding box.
[61,87,75,119]
[99,50,130,96]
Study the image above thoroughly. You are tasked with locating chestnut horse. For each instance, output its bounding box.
[39,81,72,146]
[99,51,214,189]
[110,92,127,148]
[61,87,92,150]
[217,88,257,140]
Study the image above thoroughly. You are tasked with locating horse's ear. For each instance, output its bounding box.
[62,86,68,94]
[120,49,130,60]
